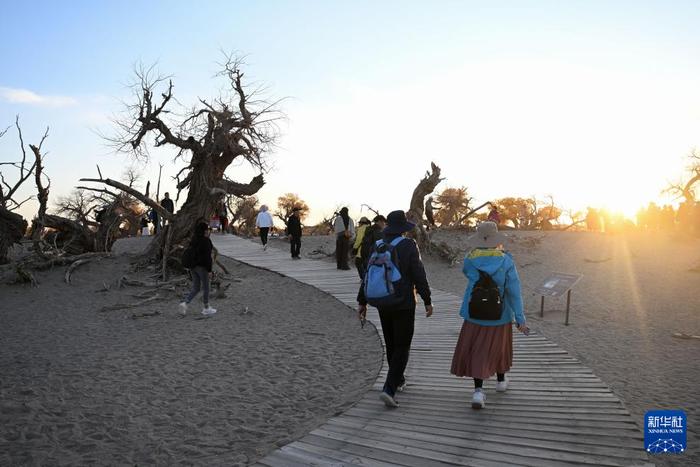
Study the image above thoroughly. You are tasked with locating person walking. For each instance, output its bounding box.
[487,205,501,225]
[255,205,274,250]
[425,197,437,229]
[352,216,372,278]
[140,216,150,236]
[179,222,217,316]
[218,202,229,234]
[148,208,160,234]
[159,192,175,231]
[359,215,387,266]
[357,210,433,408]
[334,207,355,270]
[287,207,303,259]
[450,221,528,409]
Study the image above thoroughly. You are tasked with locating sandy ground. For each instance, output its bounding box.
[0,236,382,466]
[268,230,700,467]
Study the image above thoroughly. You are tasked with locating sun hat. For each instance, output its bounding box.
[383,210,416,234]
[358,216,371,225]
[466,221,507,248]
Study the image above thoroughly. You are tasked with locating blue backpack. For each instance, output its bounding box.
[364,237,405,307]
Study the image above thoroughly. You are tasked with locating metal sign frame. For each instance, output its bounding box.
[535,272,583,325]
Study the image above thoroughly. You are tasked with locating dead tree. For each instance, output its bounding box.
[56,188,145,252]
[406,162,444,248]
[456,201,493,226]
[0,118,39,263]
[360,204,381,217]
[664,148,700,204]
[83,57,281,265]
[535,195,562,230]
[562,208,586,231]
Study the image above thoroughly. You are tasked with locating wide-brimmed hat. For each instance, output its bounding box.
[383,210,416,234]
[358,216,371,225]
[466,221,507,248]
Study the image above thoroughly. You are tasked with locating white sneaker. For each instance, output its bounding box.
[201,307,217,316]
[379,391,399,408]
[471,389,486,409]
[178,302,188,316]
[495,378,508,392]
[263,244,268,251]
[397,378,407,392]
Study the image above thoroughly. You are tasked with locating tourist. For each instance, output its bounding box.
[352,216,372,278]
[179,222,217,316]
[334,207,355,270]
[287,207,303,259]
[450,221,528,409]
[255,205,274,250]
[218,202,229,234]
[357,210,433,407]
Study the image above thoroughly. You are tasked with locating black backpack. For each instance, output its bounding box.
[468,270,505,320]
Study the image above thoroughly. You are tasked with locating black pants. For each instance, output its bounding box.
[336,233,350,269]
[354,257,365,280]
[259,227,270,245]
[378,307,415,396]
[290,235,301,258]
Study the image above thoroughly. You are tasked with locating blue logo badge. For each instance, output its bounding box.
[644,410,686,454]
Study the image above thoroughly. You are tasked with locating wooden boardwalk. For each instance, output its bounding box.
[214,235,652,467]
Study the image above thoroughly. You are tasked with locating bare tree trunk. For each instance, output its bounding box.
[30,144,50,258]
[456,201,493,226]
[146,159,264,257]
[0,207,26,264]
[406,162,443,249]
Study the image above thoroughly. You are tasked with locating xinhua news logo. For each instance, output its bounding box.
[644,410,686,455]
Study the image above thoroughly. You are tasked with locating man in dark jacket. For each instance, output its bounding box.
[357,210,433,407]
[287,207,303,259]
[160,192,175,215]
[159,192,175,232]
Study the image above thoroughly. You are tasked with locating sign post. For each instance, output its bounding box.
[534,272,583,325]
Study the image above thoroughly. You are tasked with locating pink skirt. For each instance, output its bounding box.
[450,321,513,379]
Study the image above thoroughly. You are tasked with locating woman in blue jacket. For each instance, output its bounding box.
[451,222,529,409]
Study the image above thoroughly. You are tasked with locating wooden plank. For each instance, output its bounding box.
[316,423,647,466]
[284,441,402,467]
[213,235,651,467]
[331,414,642,451]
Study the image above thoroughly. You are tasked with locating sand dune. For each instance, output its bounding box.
[0,237,382,466]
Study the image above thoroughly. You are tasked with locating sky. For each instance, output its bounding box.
[2,1,700,225]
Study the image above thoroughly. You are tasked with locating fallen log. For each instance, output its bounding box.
[100,294,160,312]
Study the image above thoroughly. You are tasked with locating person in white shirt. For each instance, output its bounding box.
[255,205,274,250]
[333,207,355,270]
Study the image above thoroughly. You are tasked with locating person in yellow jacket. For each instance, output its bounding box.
[352,217,372,279]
